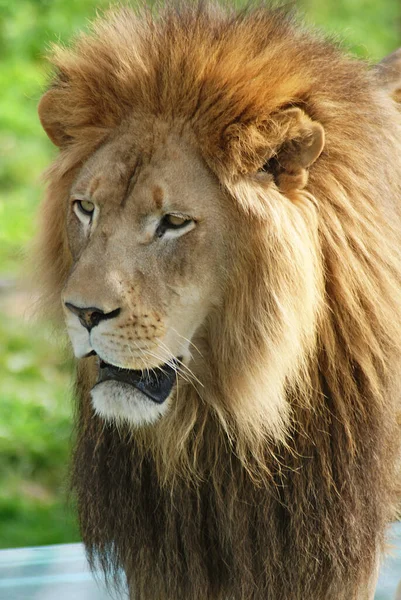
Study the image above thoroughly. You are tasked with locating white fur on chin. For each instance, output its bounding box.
[90,380,171,426]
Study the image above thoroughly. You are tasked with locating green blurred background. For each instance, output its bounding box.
[0,0,400,550]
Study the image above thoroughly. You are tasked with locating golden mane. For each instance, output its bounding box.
[36,4,401,599]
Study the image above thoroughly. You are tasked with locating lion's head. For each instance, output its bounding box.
[36,7,332,451]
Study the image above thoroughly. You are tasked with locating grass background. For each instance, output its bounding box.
[0,0,400,549]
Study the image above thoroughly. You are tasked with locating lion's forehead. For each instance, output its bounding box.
[72,124,221,223]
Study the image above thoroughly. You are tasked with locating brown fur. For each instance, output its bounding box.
[35,4,401,599]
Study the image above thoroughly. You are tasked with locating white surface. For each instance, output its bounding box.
[1,524,400,600]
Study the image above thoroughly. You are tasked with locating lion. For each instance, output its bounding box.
[35,4,401,600]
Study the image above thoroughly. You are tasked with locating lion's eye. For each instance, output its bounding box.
[75,200,95,216]
[156,214,194,238]
[73,199,95,224]
[165,214,189,228]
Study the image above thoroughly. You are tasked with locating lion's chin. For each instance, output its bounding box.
[90,380,172,426]
[88,356,180,425]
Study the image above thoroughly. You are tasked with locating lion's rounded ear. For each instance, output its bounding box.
[279,107,325,168]
[267,107,325,193]
[374,48,401,103]
[38,89,70,148]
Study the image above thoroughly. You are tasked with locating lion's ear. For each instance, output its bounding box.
[265,107,325,193]
[375,48,401,103]
[38,89,70,148]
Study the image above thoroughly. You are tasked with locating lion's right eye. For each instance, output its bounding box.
[73,199,95,223]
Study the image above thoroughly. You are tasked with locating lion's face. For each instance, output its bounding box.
[62,121,229,426]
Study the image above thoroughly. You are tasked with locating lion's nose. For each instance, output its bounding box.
[65,302,121,331]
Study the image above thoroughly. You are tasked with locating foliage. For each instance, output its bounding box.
[0,0,400,549]
[0,312,78,548]
[302,0,401,60]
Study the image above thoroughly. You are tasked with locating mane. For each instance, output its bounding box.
[37,4,401,598]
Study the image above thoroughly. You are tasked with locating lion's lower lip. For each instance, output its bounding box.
[96,358,180,404]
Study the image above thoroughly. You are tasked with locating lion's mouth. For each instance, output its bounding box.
[96,358,180,404]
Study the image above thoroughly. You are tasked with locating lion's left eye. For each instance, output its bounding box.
[164,214,190,228]
[156,214,194,238]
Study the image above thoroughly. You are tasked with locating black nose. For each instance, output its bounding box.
[65,303,121,331]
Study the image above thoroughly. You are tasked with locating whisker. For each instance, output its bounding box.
[159,342,202,384]
[157,340,204,388]
[175,360,203,388]
[128,341,151,378]
[170,327,204,358]
[108,336,201,390]
[141,346,196,388]
[141,347,193,384]
[122,340,170,385]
